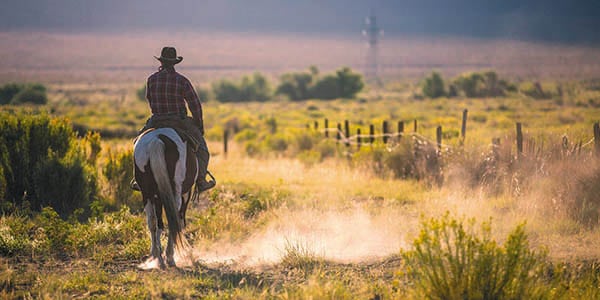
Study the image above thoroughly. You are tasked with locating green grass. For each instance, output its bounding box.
[2,79,600,298]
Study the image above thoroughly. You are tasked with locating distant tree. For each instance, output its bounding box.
[212,72,272,102]
[453,73,484,98]
[0,83,23,104]
[212,79,242,102]
[195,86,211,102]
[422,72,446,98]
[336,67,364,98]
[276,66,363,101]
[451,71,515,98]
[276,71,314,101]
[136,85,146,101]
[309,74,339,100]
[0,83,48,105]
[10,84,47,105]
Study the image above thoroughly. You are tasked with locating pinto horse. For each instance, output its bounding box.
[133,128,198,268]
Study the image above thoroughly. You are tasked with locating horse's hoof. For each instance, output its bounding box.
[167,258,176,268]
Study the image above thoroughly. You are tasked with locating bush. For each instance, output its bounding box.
[0,83,23,104]
[422,72,446,98]
[450,71,515,98]
[0,113,97,218]
[33,153,97,219]
[276,72,313,101]
[136,85,146,101]
[0,83,48,105]
[103,149,139,212]
[401,214,547,299]
[309,75,340,100]
[195,86,211,102]
[212,73,271,102]
[276,67,364,101]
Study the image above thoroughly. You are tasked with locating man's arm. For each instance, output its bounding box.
[183,79,204,134]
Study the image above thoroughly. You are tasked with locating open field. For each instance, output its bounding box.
[2,30,600,298]
[1,31,600,84]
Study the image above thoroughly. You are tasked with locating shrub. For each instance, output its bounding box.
[195,86,211,102]
[33,153,97,219]
[309,75,340,100]
[0,113,97,218]
[103,149,139,212]
[335,67,364,98]
[401,214,547,299]
[212,79,242,102]
[212,73,271,102]
[276,72,313,101]
[2,83,48,105]
[0,83,23,104]
[136,85,146,101]
[450,71,515,98]
[422,72,446,98]
[276,67,364,101]
[265,134,289,152]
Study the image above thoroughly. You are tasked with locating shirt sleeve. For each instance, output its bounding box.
[183,79,203,126]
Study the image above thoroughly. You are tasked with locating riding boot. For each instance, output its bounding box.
[196,148,215,191]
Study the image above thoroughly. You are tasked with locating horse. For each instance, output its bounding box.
[133,127,199,268]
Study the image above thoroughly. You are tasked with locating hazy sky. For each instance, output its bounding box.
[1,0,599,43]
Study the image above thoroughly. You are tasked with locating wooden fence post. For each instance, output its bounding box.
[383,121,389,144]
[369,124,375,144]
[357,128,362,150]
[414,120,418,132]
[461,109,468,140]
[223,129,229,158]
[594,122,600,156]
[337,123,342,142]
[436,126,442,153]
[398,121,404,141]
[516,122,523,158]
[324,118,329,138]
[344,120,350,147]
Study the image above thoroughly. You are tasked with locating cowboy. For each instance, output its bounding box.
[132,46,215,192]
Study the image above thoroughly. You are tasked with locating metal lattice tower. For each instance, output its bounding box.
[362,10,383,85]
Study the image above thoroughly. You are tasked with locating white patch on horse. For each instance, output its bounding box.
[134,128,187,210]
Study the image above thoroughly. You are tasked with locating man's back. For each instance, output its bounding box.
[146,67,202,122]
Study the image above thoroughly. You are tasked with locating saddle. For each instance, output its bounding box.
[135,117,202,153]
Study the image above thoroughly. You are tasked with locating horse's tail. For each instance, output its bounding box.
[147,136,187,252]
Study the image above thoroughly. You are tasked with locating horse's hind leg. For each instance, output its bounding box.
[166,234,175,267]
[145,201,165,268]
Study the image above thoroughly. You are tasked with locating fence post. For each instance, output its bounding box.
[314,121,318,130]
[594,122,600,156]
[337,123,342,142]
[414,120,418,132]
[398,121,404,141]
[324,118,329,138]
[436,126,442,153]
[461,109,468,140]
[344,120,350,147]
[516,122,523,158]
[223,129,229,158]
[357,128,361,150]
[383,121,389,144]
[369,124,375,144]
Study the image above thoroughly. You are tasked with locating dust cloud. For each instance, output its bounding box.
[191,207,413,267]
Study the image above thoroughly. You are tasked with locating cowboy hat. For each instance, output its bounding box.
[154,46,183,65]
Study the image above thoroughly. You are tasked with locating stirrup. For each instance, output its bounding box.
[130,179,141,191]
[197,171,216,192]
[197,179,216,192]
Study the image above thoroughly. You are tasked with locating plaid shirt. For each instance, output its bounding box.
[146,67,203,124]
